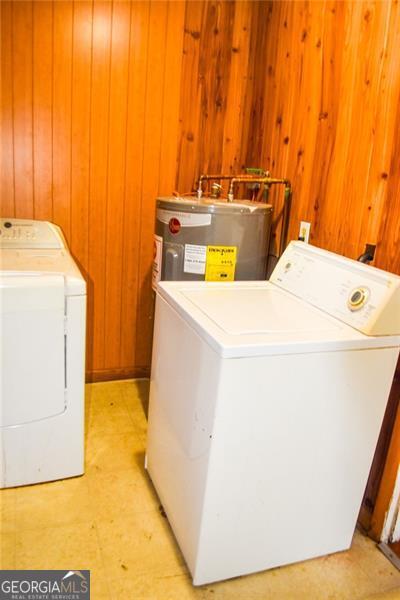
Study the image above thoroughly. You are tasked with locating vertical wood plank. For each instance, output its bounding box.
[376,92,400,274]
[120,1,150,368]
[259,0,290,178]
[282,1,326,248]
[196,1,236,177]
[0,1,15,216]
[256,1,284,175]
[176,1,204,193]
[221,0,255,176]
[52,0,73,242]
[104,0,132,367]
[339,1,392,258]
[241,0,272,173]
[301,1,345,245]
[33,0,53,220]
[12,0,34,218]
[87,0,113,372]
[70,0,93,272]
[135,0,168,367]
[363,0,400,252]
[158,0,186,195]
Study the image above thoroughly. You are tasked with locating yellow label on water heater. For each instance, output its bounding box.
[205,246,237,281]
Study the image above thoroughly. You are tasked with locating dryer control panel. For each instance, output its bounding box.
[0,219,66,249]
[271,241,400,336]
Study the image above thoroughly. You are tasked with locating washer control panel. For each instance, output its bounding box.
[271,242,400,335]
[0,219,66,249]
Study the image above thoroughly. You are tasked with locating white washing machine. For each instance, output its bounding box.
[0,218,86,488]
[146,241,400,585]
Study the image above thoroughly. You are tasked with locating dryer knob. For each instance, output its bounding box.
[348,287,369,311]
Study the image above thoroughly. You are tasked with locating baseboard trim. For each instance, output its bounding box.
[86,366,150,383]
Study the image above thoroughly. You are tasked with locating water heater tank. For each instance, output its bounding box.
[152,197,273,289]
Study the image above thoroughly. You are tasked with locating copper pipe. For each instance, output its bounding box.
[196,173,265,199]
[227,176,290,201]
[279,184,292,256]
[227,177,292,256]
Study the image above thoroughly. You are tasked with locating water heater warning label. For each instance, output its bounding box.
[205,246,237,281]
[184,244,207,274]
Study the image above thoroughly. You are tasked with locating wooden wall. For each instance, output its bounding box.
[1,0,400,379]
[248,0,400,273]
[0,0,260,379]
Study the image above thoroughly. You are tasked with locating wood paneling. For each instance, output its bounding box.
[32,1,53,220]
[177,1,257,193]
[1,0,400,380]
[12,1,34,218]
[87,0,113,373]
[1,1,15,217]
[52,0,73,240]
[248,0,400,273]
[103,0,131,368]
[135,1,169,369]
[70,0,92,279]
[120,1,150,370]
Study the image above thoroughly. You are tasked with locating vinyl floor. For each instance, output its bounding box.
[1,379,400,600]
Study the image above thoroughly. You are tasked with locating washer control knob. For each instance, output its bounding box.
[348,287,369,311]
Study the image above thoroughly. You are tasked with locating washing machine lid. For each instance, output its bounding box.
[157,281,400,358]
[181,286,339,334]
[0,249,85,296]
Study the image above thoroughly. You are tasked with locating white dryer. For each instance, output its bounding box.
[146,241,400,585]
[0,218,86,488]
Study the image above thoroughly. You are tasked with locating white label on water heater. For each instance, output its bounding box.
[184,244,207,274]
[157,209,212,227]
[152,234,163,291]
